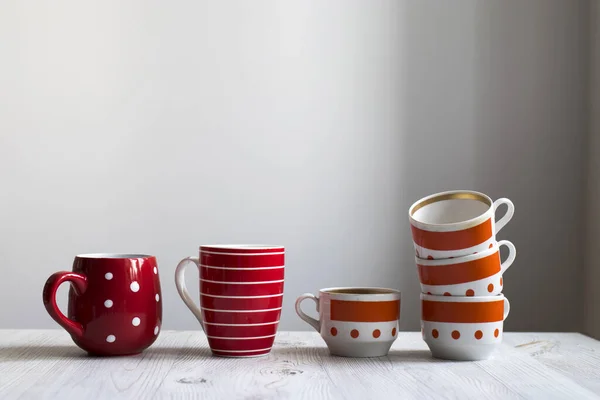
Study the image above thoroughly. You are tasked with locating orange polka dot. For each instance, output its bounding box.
[500,277,503,286]
[488,283,494,292]
[372,329,381,338]
[330,327,337,336]
[489,243,494,248]
[432,329,439,338]
[427,292,432,295]
[443,292,451,296]
[452,330,460,340]
[392,327,397,336]
[494,329,499,338]
[466,289,475,296]
[473,251,478,254]
[351,329,359,338]
[474,330,483,340]
[427,255,434,260]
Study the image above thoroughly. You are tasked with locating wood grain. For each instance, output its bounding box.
[0,330,598,399]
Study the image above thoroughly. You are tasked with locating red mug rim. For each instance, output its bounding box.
[76,253,155,260]
[200,244,284,250]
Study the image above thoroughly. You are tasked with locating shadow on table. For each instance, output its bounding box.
[387,349,437,363]
[0,346,89,360]
[144,347,212,359]
[0,345,436,363]
[0,346,213,360]
[271,346,436,363]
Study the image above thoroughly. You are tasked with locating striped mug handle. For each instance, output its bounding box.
[175,256,205,332]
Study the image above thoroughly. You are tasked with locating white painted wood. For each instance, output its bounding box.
[0,330,598,399]
[503,332,600,395]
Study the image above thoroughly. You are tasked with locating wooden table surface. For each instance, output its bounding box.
[0,330,599,399]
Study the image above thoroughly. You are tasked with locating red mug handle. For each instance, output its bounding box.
[42,271,88,339]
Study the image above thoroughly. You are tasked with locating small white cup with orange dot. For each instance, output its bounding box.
[295,287,401,357]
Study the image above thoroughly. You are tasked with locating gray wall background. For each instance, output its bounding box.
[585,0,600,340]
[0,0,591,333]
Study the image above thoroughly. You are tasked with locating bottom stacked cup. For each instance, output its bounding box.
[420,293,510,360]
[413,240,516,361]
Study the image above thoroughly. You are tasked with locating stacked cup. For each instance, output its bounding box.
[408,190,516,360]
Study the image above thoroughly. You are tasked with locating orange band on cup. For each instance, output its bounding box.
[330,300,400,322]
[417,251,501,285]
[421,300,504,323]
[411,218,492,251]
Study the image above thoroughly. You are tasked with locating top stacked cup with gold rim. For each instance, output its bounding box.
[408,190,516,360]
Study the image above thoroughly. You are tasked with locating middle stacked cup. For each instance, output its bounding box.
[415,240,515,297]
[409,190,516,361]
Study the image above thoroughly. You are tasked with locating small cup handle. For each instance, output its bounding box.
[493,198,515,234]
[503,297,511,320]
[174,256,205,332]
[42,271,88,339]
[498,240,517,274]
[295,293,320,332]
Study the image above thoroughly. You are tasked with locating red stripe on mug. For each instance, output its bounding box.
[200,280,284,297]
[207,336,276,352]
[417,252,501,285]
[202,309,281,325]
[411,218,493,251]
[200,246,284,254]
[200,266,285,283]
[204,323,279,338]
[201,253,285,268]
[200,294,283,311]
[421,299,504,323]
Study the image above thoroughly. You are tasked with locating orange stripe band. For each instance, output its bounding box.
[330,300,400,322]
[417,252,501,285]
[411,218,492,251]
[421,300,504,323]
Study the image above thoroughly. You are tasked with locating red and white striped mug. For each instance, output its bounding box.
[175,244,284,357]
[409,190,514,260]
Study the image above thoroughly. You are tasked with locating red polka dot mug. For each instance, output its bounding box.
[295,287,401,357]
[42,254,162,356]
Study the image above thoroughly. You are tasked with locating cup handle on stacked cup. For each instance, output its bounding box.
[295,293,321,331]
[498,240,517,274]
[493,198,515,234]
[174,257,205,332]
[503,297,511,320]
